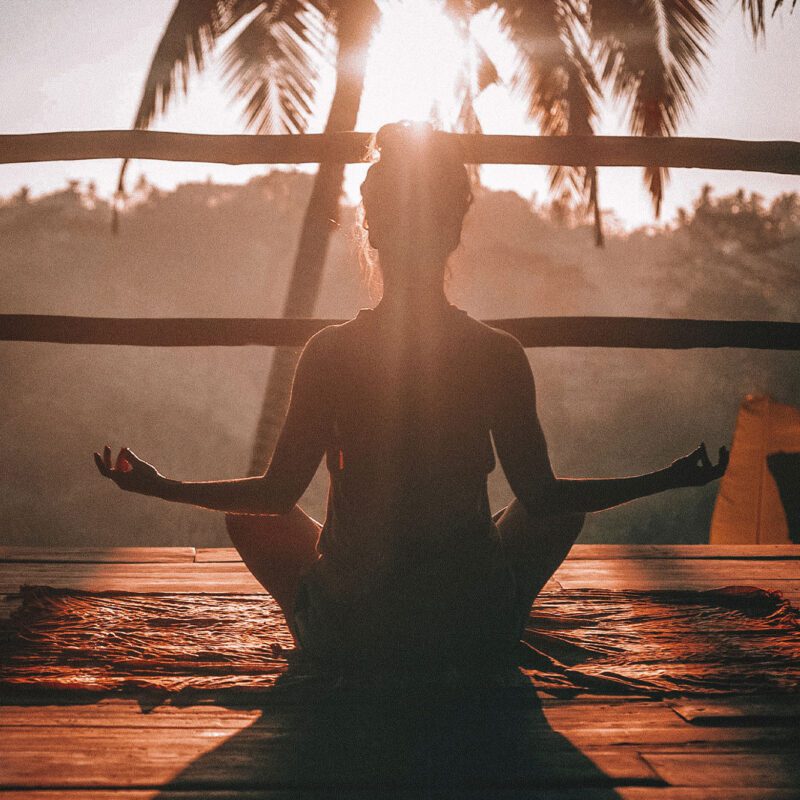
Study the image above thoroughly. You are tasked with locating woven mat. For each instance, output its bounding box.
[1,585,798,696]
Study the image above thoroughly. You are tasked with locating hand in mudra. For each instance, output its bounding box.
[669,442,729,487]
[94,445,162,496]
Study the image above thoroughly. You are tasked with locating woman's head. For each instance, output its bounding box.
[358,121,472,296]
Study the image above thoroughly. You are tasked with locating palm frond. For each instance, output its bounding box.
[591,0,714,217]
[114,0,263,228]
[497,0,604,243]
[740,0,797,37]
[454,46,497,136]
[133,0,264,130]
[454,43,497,183]
[441,4,501,183]
[221,2,327,134]
[474,39,501,93]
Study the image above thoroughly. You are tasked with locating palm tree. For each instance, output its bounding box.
[117,0,379,475]
[457,0,793,245]
[121,0,791,480]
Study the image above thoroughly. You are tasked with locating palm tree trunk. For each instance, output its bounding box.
[247,7,374,475]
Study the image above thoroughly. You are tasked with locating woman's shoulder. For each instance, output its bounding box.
[301,309,374,363]
[454,308,524,356]
[310,305,522,357]
[305,309,369,345]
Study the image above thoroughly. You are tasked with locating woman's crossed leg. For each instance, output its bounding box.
[494,500,586,637]
[226,500,585,650]
[225,507,320,640]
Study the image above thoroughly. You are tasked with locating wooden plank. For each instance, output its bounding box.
[0,791,796,800]
[195,548,241,563]
[553,557,800,592]
[567,545,800,560]
[9,701,787,748]
[539,727,789,748]
[669,697,800,726]
[0,791,709,800]
[0,791,797,800]
[0,562,560,595]
[641,752,800,787]
[3,563,797,595]
[1,559,796,597]
[202,544,800,563]
[5,545,795,565]
[0,725,658,788]
[0,793,372,800]
[5,314,800,351]
[0,562,265,594]
[0,548,195,564]
[553,559,800,579]
[0,703,261,729]
[557,577,800,596]
[618,790,799,800]
[3,130,799,173]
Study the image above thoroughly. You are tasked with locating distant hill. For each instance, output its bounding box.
[2,174,798,546]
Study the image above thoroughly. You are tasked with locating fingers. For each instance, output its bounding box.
[687,443,708,467]
[95,445,134,478]
[121,447,140,467]
[115,447,132,473]
[94,451,111,477]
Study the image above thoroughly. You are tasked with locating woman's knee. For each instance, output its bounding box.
[558,510,587,533]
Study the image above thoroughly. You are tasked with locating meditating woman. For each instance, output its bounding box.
[95,121,728,670]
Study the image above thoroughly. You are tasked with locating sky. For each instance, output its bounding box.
[1,0,798,230]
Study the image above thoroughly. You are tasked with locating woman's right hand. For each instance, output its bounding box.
[94,445,163,497]
[668,442,729,488]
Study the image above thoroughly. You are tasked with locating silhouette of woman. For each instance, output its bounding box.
[95,121,728,670]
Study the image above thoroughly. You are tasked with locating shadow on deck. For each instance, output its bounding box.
[150,680,633,797]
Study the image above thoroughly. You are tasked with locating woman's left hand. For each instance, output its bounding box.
[668,442,729,488]
[94,445,163,496]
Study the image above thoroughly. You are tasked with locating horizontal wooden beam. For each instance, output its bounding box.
[2,314,800,350]
[1,130,799,174]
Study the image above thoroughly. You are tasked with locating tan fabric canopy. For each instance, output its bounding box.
[710,395,800,544]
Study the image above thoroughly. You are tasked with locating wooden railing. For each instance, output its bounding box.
[2,130,798,350]
[2,315,799,350]
[2,131,799,174]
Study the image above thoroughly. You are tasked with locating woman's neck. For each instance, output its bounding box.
[375,284,451,317]
[374,253,451,316]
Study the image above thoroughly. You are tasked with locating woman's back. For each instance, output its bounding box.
[318,302,502,567]
[296,301,520,665]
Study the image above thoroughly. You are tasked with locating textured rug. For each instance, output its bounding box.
[1,585,798,696]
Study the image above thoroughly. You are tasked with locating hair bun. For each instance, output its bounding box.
[375,121,435,159]
[359,120,473,268]
[373,121,464,171]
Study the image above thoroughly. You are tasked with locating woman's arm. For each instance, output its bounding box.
[95,329,333,515]
[106,448,281,513]
[490,333,728,517]
[540,443,727,514]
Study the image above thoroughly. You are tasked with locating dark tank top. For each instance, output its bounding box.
[294,303,518,666]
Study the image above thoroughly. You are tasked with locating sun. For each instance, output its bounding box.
[357,0,471,131]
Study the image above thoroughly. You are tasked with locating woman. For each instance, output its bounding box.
[95,121,728,670]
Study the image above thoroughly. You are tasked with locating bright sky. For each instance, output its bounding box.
[1,0,798,229]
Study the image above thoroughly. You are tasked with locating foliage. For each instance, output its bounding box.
[123,0,795,238]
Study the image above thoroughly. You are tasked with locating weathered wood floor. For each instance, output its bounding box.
[1,544,798,799]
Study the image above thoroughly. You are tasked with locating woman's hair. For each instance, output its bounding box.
[357,121,473,299]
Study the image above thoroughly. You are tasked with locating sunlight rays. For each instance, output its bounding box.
[358,0,469,131]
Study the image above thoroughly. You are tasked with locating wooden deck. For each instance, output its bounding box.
[1,544,799,799]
